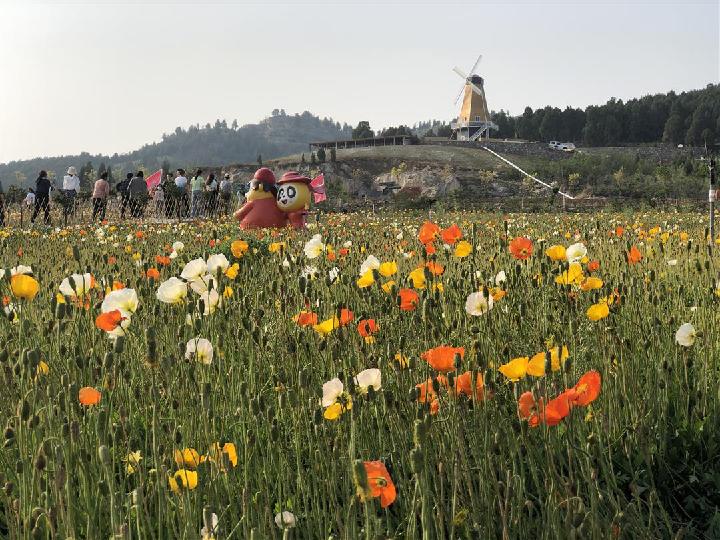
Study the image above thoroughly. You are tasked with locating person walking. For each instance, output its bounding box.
[24,188,36,208]
[174,169,189,218]
[205,173,218,217]
[92,171,110,221]
[117,173,132,219]
[190,169,204,218]
[62,166,80,219]
[128,171,147,218]
[31,170,52,225]
[152,179,165,218]
[219,173,233,215]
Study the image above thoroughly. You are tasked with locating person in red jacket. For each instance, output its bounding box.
[234,168,288,229]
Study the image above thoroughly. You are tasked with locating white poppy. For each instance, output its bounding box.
[359,255,380,276]
[565,242,587,263]
[301,266,319,279]
[465,291,494,316]
[274,511,296,529]
[200,289,220,315]
[667,259,678,266]
[185,337,214,364]
[156,277,188,304]
[494,270,507,284]
[328,267,340,283]
[180,258,207,281]
[354,368,381,393]
[101,288,139,316]
[59,273,94,297]
[10,265,33,276]
[200,512,218,540]
[106,316,132,339]
[675,323,696,347]
[190,275,217,295]
[172,241,185,252]
[321,378,343,407]
[206,253,229,275]
[303,234,325,259]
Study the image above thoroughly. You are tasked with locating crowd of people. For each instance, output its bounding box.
[26,167,240,225]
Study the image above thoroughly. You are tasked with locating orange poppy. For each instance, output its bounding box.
[146,267,160,280]
[17,248,23,257]
[363,461,396,508]
[78,387,101,406]
[339,308,354,326]
[421,346,464,372]
[398,289,419,311]
[518,391,536,419]
[95,309,125,331]
[357,319,378,338]
[440,224,462,245]
[424,242,436,255]
[415,378,437,404]
[326,251,336,262]
[155,255,171,266]
[452,371,486,400]
[614,226,624,237]
[569,370,601,406]
[587,260,600,272]
[112,281,125,290]
[209,239,216,248]
[2,296,9,306]
[418,221,440,245]
[294,311,318,327]
[107,256,117,265]
[338,248,350,257]
[425,261,444,276]
[509,237,533,260]
[627,245,642,264]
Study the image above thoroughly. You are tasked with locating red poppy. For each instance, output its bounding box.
[568,370,601,406]
[363,461,397,508]
[452,371,486,400]
[627,245,642,264]
[425,261,444,276]
[421,346,464,372]
[95,309,125,332]
[418,221,440,245]
[339,308,354,326]
[78,387,101,406]
[357,319,378,338]
[440,224,462,245]
[146,267,160,280]
[209,239,216,248]
[294,311,318,327]
[509,237,533,260]
[398,289,419,311]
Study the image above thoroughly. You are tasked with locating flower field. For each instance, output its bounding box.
[1,210,719,539]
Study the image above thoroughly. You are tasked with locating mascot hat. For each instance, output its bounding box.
[253,167,276,184]
[278,171,311,185]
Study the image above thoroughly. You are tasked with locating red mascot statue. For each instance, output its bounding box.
[234,168,288,229]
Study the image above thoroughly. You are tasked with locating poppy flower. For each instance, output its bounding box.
[545,245,567,261]
[518,391,536,419]
[454,241,472,258]
[357,319,379,339]
[398,288,419,310]
[580,277,603,291]
[168,469,198,493]
[10,274,39,300]
[421,346,464,372]
[174,448,202,468]
[440,224,462,245]
[231,240,249,258]
[452,371,486,400]
[363,461,397,508]
[418,221,440,245]
[498,356,529,381]
[555,263,584,286]
[146,267,160,280]
[615,226,624,237]
[224,263,239,279]
[95,309,125,332]
[587,302,610,321]
[408,267,427,289]
[425,261,444,276]
[293,311,318,327]
[627,245,642,264]
[339,308,354,326]
[204,442,238,470]
[107,256,117,265]
[675,322,696,347]
[569,370,601,406]
[378,261,397,277]
[357,270,375,288]
[314,317,339,335]
[509,237,533,260]
[78,386,101,406]
[587,260,600,272]
[155,255,171,266]
[424,243,436,255]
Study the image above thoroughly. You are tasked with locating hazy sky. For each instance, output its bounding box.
[0,0,717,163]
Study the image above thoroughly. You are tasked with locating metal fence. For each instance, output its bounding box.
[2,192,245,228]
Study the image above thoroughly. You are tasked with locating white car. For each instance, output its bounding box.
[559,143,576,152]
[548,141,560,149]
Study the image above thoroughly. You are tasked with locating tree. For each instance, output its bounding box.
[310,152,316,165]
[301,153,306,164]
[257,154,263,166]
[316,147,326,163]
[330,148,337,162]
[231,119,238,130]
[352,121,374,140]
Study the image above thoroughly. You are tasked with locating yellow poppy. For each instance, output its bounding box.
[408,267,427,290]
[11,274,39,300]
[498,357,529,381]
[545,245,567,261]
[174,448,201,469]
[587,302,610,321]
[580,277,603,291]
[168,469,198,493]
[378,261,398,277]
[454,241,473,258]
[224,263,239,279]
[231,240,249,258]
[314,317,339,335]
[357,270,375,288]
[381,280,396,294]
[555,263,584,286]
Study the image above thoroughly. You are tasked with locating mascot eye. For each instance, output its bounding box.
[278,187,285,198]
[287,186,297,199]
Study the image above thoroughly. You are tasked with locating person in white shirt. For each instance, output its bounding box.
[24,189,36,207]
[62,166,80,218]
[174,168,189,218]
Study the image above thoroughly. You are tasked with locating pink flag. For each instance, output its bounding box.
[310,174,326,203]
[145,169,163,191]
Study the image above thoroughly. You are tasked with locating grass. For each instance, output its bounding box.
[0,209,719,539]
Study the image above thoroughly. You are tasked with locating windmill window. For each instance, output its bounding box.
[474,116,481,122]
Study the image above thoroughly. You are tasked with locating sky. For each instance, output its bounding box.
[0,0,717,163]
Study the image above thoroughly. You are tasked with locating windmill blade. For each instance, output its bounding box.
[469,54,483,75]
[452,66,468,80]
[454,83,466,104]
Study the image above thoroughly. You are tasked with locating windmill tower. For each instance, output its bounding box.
[450,55,498,141]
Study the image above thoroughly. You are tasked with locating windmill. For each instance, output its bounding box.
[450,55,498,141]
